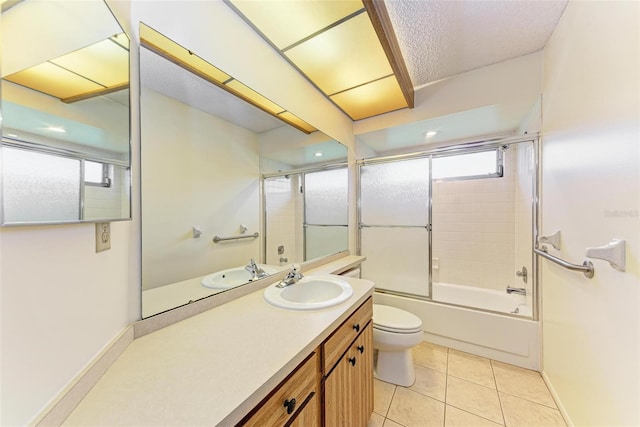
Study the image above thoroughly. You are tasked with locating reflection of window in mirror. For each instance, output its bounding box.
[84,161,112,187]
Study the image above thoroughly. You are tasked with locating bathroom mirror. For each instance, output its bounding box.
[0,0,131,225]
[140,24,347,318]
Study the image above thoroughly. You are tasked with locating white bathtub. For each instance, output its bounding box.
[373,283,540,370]
[432,282,532,317]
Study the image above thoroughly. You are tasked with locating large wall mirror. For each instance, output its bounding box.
[0,0,131,225]
[140,24,348,318]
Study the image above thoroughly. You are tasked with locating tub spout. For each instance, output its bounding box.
[506,286,526,296]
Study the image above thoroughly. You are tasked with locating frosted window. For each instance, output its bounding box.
[304,168,347,225]
[360,227,430,297]
[2,147,80,222]
[305,225,348,261]
[432,150,500,180]
[360,158,430,226]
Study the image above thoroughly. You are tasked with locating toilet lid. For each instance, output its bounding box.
[373,304,422,333]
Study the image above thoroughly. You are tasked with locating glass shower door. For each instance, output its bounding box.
[359,158,431,297]
[304,168,348,261]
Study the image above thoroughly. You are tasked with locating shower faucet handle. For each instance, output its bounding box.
[515,266,528,283]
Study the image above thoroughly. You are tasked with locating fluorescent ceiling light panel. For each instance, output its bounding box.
[330,75,407,120]
[50,39,129,87]
[278,111,316,133]
[226,80,285,116]
[285,12,392,96]
[5,62,104,99]
[228,0,363,50]
[139,23,316,134]
[140,24,230,84]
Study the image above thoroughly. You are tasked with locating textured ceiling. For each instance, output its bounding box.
[385,0,567,88]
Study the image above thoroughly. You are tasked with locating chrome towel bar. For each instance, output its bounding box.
[213,232,259,243]
[534,246,594,278]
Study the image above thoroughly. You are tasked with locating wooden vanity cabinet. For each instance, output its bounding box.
[323,298,374,427]
[239,297,373,427]
[238,351,321,427]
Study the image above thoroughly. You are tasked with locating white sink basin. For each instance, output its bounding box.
[202,265,279,289]
[264,275,353,310]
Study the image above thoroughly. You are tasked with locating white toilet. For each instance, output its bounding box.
[372,304,423,387]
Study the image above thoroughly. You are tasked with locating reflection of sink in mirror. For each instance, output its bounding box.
[201,265,280,289]
[264,275,353,310]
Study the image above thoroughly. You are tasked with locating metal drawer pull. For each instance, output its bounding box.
[357,345,364,354]
[348,357,357,366]
[353,323,360,332]
[284,398,296,415]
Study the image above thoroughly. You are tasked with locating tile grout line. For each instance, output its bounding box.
[443,347,450,427]
[491,360,508,426]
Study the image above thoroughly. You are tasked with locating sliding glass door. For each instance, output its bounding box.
[359,158,431,298]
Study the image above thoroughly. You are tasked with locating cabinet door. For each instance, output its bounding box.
[353,324,373,426]
[289,392,320,427]
[324,348,356,426]
[325,324,373,427]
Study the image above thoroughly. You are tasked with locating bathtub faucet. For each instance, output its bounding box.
[506,286,526,296]
[245,259,267,281]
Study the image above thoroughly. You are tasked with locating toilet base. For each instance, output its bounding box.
[374,348,415,387]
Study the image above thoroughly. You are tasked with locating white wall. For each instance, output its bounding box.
[141,89,260,289]
[541,2,639,425]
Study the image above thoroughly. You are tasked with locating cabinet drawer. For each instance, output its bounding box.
[240,351,319,426]
[323,298,372,373]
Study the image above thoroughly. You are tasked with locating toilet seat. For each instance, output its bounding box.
[373,304,422,334]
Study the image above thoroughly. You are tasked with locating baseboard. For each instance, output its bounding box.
[541,370,573,427]
[31,326,134,426]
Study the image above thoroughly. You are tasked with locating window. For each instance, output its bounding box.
[432,149,503,180]
[84,160,112,187]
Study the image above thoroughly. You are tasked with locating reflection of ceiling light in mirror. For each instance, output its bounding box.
[46,126,67,133]
[425,130,438,138]
[314,152,323,157]
[6,133,18,138]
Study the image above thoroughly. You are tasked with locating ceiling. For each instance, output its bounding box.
[385,0,568,88]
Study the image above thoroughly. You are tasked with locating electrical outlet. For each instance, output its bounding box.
[96,222,111,252]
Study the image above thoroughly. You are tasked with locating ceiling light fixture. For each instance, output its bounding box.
[425,130,438,138]
[139,23,316,134]
[46,126,67,133]
[314,152,324,157]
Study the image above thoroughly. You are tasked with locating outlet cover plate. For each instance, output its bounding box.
[96,223,111,252]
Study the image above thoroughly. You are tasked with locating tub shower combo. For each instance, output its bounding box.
[357,138,541,369]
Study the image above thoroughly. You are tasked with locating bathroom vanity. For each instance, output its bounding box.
[239,298,373,426]
[61,257,373,426]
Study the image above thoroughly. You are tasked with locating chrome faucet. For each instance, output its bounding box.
[506,286,526,296]
[276,265,303,288]
[245,259,267,281]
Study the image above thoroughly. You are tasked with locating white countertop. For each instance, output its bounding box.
[63,258,372,426]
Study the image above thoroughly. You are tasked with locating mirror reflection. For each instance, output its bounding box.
[140,25,347,318]
[0,0,131,225]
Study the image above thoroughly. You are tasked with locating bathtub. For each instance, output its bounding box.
[373,282,540,370]
[431,282,532,317]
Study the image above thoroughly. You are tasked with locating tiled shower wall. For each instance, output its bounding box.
[84,166,130,220]
[264,176,303,265]
[432,146,532,292]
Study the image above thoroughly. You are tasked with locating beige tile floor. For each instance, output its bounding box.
[369,342,566,427]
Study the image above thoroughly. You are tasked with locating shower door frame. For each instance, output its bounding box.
[356,135,540,321]
[261,162,348,265]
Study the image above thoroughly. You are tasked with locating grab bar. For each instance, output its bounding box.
[213,232,259,243]
[534,246,594,278]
